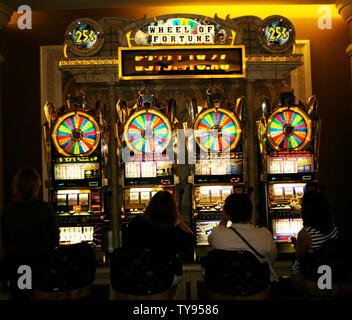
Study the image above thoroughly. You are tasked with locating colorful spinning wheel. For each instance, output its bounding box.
[52,111,101,156]
[267,106,312,150]
[123,108,172,154]
[194,107,242,152]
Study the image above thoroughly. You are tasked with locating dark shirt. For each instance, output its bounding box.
[1,200,60,261]
[124,215,194,256]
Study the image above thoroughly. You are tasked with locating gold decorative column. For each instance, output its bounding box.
[336,0,352,83]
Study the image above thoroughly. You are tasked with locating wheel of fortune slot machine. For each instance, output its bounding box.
[189,87,248,258]
[257,91,320,256]
[43,95,109,262]
[116,87,178,244]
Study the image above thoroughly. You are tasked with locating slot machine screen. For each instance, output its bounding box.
[124,187,171,210]
[196,220,233,245]
[196,220,221,245]
[68,194,78,206]
[268,156,313,174]
[79,193,89,206]
[273,186,284,200]
[129,191,139,204]
[195,159,243,176]
[54,162,101,180]
[57,194,67,206]
[140,191,150,204]
[59,225,102,248]
[269,183,306,203]
[272,218,303,242]
[55,190,92,213]
[141,162,157,178]
[125,161,173,178]
[59,226,94,243]
[195,185,233,206]
[125,162,141,178]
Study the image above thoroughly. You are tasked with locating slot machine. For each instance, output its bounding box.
[116,87,178,242]
[188,88,248,254]
[43,94,109,258]
[257,91,320,254]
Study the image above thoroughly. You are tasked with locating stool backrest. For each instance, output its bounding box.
[110,247,175,295]
[204,249,270,296]
[33,243,96,292]
[300,239,352,283]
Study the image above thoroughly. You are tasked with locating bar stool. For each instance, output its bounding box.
[203,249,271,300]
[292,239,352,299]
[32,242,96,300]
[109,247,175,300]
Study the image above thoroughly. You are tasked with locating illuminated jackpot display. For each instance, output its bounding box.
[118,46,245,80]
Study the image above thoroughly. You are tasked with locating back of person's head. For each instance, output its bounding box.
[12,167,41,202]
[223,193,252,223]
[143,191,179,228]
[301,190,333,233]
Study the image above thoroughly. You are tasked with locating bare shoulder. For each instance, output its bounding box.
[297,228,311,240]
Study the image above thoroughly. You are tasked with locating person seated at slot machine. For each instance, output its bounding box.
[124,191,194,297]
[0,167,60,300]
[291,190,338,277]
[208,193,278,282]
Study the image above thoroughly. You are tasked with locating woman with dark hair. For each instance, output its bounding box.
[125,190,193,254]
[208,193,278,282]
[0,167,60,299]
[292,190,338,275]
[124,191,194,298]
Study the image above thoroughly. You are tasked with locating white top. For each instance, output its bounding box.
[208,223,278,282]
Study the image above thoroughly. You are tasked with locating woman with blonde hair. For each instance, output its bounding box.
[1,167,59,299]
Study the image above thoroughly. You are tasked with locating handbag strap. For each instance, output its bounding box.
[229,227,265,259]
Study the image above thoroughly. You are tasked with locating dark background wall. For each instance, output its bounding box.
[1,8,351,237]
